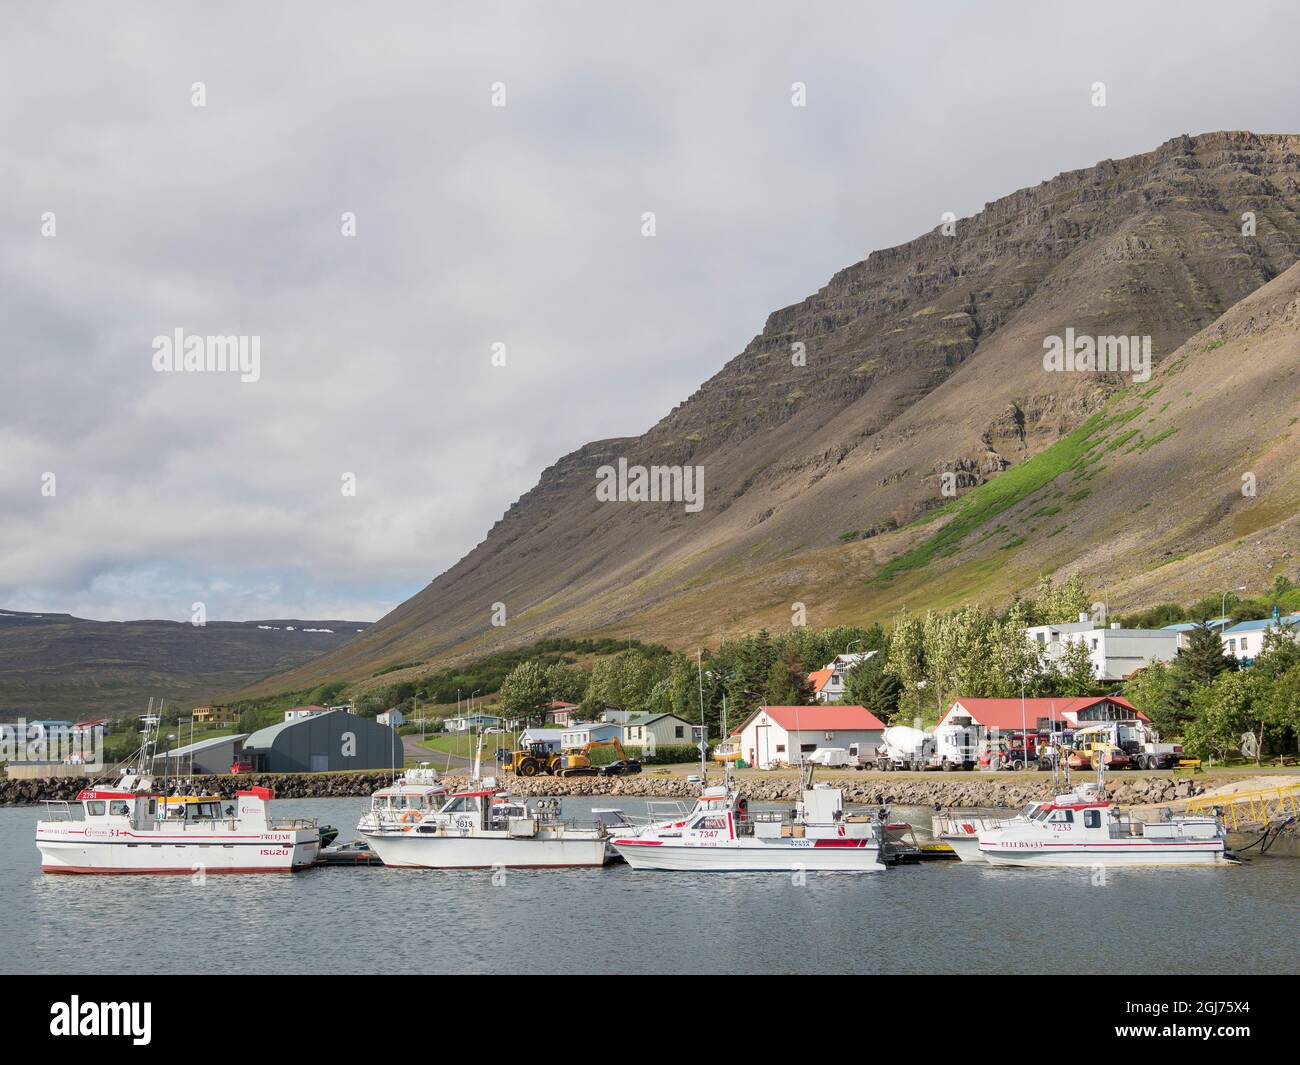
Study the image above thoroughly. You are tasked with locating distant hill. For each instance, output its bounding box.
[0,610,370,717]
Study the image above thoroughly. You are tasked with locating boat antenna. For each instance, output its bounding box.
[696,648,706,783]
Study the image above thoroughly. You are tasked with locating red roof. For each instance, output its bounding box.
[545,701,578,710]
[806,669,834,695]
[943,696,1146,729]
[732,704,886,736]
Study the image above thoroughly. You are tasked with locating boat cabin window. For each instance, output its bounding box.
[440,796,476,814]
[190,801,223,820]
[1084,810,1101,828]
[1049,809,1074,823]
[85,800,106,816]
[109,800,130,816]
[692,815,728,831]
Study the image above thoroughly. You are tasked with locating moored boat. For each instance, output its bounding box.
[357,766,447,834]
[359,783,610,868]
[36,778,321,874]
[976,782,1231,867]
[610,773,885,872]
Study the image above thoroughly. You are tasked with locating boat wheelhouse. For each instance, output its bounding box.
[357,767,447,834]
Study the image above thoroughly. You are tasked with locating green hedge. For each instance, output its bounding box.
[586,743,703,766]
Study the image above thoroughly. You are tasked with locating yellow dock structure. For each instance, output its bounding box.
[1186,781,1300,831]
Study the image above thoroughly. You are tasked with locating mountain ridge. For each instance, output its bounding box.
[244,130,1300,697]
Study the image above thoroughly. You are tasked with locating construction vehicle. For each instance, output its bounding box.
[555,738,641,778]
[502,741,564,778]
[1069,721,1182,770]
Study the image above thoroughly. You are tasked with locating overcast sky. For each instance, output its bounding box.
[3,1,1298,622]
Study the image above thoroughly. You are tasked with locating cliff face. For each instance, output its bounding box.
[249,132,1300,695]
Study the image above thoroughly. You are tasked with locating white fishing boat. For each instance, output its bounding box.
[975,781,1231,868]
[610,771,885,872]
[359,783,610,868]
[933,800,1050,863]
[357,766,447,834]
[36,777,321,874]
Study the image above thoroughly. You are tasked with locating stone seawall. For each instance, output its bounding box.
[1,770,1224,809]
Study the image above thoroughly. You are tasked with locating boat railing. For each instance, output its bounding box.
[269,817,317,830]
[41,800,75,820]
[1109,821,1145,838]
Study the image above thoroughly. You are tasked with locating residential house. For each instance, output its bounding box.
[731,705,886,770]
[560,722,623,750]
[192,705,239,726]
[544,701,581,726]
[377,708,406,728]
[444,713,504,733]
[1221,612,1300,665]
[808,651,879,703]
[284,705,328,723]
[518,727,567,753]
[1160,617,1231,650]
[621,712,696,751]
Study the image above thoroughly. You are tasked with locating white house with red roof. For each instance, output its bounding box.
[731,704,886,770]
[937,696,1147,743]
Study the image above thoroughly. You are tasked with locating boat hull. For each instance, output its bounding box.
[978,841,1228,868]
[360,830,609,868]
[939,835,987,863]
[612,839,884,872]
[36,828,319,874]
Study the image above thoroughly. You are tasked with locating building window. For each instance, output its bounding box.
[675,726,684,738]
[775,744,786,753]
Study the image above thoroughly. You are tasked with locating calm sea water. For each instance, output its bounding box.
[4,797,1296,975]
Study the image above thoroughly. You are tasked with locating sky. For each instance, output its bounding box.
[3,0,1299,623]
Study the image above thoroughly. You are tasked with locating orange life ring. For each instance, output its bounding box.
[401,809,420,823]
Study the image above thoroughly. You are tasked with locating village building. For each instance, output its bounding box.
[444,713,503,733]
[807,651,878,703]
[731,705,886,770]
[559,721,623,749]
[242,710,402,773]
[937,695,1148,745]
[1026,615,1178,681]
[376,708,406,728]
[1220,612,1300,665]
[191,705,239,726]
[544,701,581,726]
[621,712,695,750]
[284,705,328,723]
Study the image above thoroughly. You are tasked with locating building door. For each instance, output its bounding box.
[310,754,328,772]
[755,724,770,769]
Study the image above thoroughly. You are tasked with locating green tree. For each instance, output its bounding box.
[1053,638,1100,697]
[498,660,549,727]
[1122,660,1183,738]
[1183,671,1261,763]
[543,662,587,704]
[842,653,902,723]
[1173,621,1235,700]
[763,651,810,706]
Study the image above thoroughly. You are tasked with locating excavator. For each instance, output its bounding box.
[554,737,642,778]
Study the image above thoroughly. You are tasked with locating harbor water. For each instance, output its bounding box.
[5,798,1297,974]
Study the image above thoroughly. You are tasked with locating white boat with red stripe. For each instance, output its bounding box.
[610,776,885,872]
[36,777,321,874]
[976,782,1231,868]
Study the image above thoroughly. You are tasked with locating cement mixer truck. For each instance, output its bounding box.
[876,724,978,771]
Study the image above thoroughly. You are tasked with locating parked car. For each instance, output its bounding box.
[600,759,642,777]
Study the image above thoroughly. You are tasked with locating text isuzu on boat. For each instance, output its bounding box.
[36,776,321,874]
[610,768,885,872]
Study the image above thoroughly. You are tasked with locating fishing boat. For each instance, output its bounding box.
[975,780,1231,867]
[36,777,321,874]
[356,766,447,834]
[358,783,610,868]
[933,800,1050,863]
[610,769,885,872]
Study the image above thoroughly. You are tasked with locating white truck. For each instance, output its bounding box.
[876,724,978,771]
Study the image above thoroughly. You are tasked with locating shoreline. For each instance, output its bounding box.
[0,768,1247,809]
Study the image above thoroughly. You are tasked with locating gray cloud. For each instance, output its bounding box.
[4,0,1298,621]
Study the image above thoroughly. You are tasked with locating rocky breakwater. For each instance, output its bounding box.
[1,770,1230,808]
[433,772,1215,809]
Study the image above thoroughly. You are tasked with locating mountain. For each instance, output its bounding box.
[0,611,370,717]
[247,131,1300,697]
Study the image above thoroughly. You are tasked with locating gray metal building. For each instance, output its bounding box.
[242,710,402,773]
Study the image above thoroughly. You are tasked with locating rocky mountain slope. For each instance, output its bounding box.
[247,131,1300,696]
